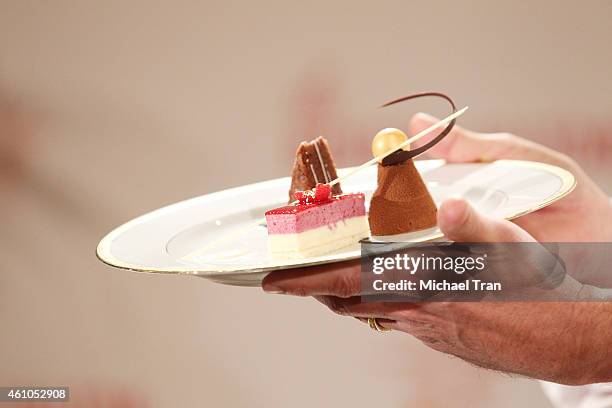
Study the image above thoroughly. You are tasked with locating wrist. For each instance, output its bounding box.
[592,302,612,383]
[573,302,612,385]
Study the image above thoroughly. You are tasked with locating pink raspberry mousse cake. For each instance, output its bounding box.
[265,184,370,258]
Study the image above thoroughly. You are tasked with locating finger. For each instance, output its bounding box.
[387,319,453,353]
[318,297,451,349]
[315,295,424,320]
[354,316,368,324]
[377,319,400,331]
[410,113,571,167]
[374,318,397,331]
[352,316,394,329]
[438,198,535,243]
[353,316,397,332]
[262,260,361,297]
[410,112,485,161]
[361,316,449,351]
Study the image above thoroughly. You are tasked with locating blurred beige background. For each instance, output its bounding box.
[0,1,610,407]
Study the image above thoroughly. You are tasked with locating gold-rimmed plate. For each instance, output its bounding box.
[96,159,575,286]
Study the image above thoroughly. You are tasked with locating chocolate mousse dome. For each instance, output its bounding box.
[368,160,437,236]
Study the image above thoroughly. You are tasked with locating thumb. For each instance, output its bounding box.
[438,198,535,243]
[410,112,563,165]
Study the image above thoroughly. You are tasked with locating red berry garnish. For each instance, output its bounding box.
[294,191,307,204]
[314,183,332,202]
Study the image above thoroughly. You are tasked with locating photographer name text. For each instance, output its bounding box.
[372,279,501,292]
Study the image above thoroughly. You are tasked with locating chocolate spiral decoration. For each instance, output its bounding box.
[380,91,456,166]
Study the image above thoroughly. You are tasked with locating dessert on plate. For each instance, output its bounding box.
[365,91,457,236]
[367,128,438,236]
[288,136,342,203]
[266,92,457,257]
[265,183,369,259]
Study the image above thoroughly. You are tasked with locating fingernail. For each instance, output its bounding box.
[413,112,439,124]
[439,198,469,231]
[411,113,441,136]
[263,284,285,294]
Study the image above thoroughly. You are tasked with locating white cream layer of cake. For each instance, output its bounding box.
[268,216,370,259]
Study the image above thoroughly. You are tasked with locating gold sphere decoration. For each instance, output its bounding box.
[371,128,409,161]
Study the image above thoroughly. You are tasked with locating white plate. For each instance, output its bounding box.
[96,160,575,286]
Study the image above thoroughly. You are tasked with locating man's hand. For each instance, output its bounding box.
[262,115,612,385]
[410,113,612,242]
[263,198,612,385]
